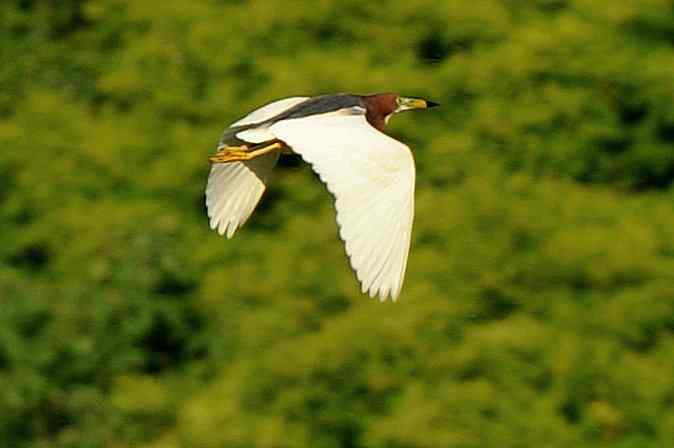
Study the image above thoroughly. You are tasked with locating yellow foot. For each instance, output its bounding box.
[209,141,285,164]
[209,146,251,163]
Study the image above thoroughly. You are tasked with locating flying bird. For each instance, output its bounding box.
[205,93,438,301]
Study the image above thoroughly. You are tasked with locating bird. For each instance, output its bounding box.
[205,93,438,301]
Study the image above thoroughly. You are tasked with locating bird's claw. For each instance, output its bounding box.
[209,146,251,163]
[209,141,285,164]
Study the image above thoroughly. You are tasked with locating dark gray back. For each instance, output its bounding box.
[218,94,364,147]
[271,94,364,122]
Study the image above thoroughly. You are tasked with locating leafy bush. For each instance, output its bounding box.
[2,0,674,446]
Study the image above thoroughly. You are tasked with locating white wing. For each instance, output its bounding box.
[206,153,279,238]
[270,114,416,301]
[207,97,309,238]
[231,97,309,127]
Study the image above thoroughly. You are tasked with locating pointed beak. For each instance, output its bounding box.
[398,97,439,111]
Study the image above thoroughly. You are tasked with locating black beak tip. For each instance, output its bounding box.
[426,100,440,108]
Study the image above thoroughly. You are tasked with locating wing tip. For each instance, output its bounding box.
[226,222,238,239]
[211,216,242,239]
[360,281,402,303]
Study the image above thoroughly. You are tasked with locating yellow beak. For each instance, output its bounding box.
[398,97,439,111]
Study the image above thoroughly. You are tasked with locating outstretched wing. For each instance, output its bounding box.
[206,153,279,238]
[207,97,309,238]
[270,113,416,301]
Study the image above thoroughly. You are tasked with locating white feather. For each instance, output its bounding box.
[270,114,415,301]
[206,152,279,239]
[231,97,309,127]
[206,97,310,238]
[234,128,276,144]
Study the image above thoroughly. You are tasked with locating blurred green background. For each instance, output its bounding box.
[2,0,674,446]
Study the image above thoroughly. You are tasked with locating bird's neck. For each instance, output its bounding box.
[363,93,397,131]
[366,111,388,131]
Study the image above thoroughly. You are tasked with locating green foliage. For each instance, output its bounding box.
[2,0,674,446]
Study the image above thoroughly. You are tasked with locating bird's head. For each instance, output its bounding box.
[364,93,438,130]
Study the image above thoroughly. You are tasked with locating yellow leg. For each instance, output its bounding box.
[208,145,250,163]
[209,141,284,164]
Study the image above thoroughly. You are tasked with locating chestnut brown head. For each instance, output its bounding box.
[363,93,438,131]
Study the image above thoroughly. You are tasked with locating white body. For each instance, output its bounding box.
[206,97,416,301]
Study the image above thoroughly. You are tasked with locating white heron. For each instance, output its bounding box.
[206,93,438,301]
